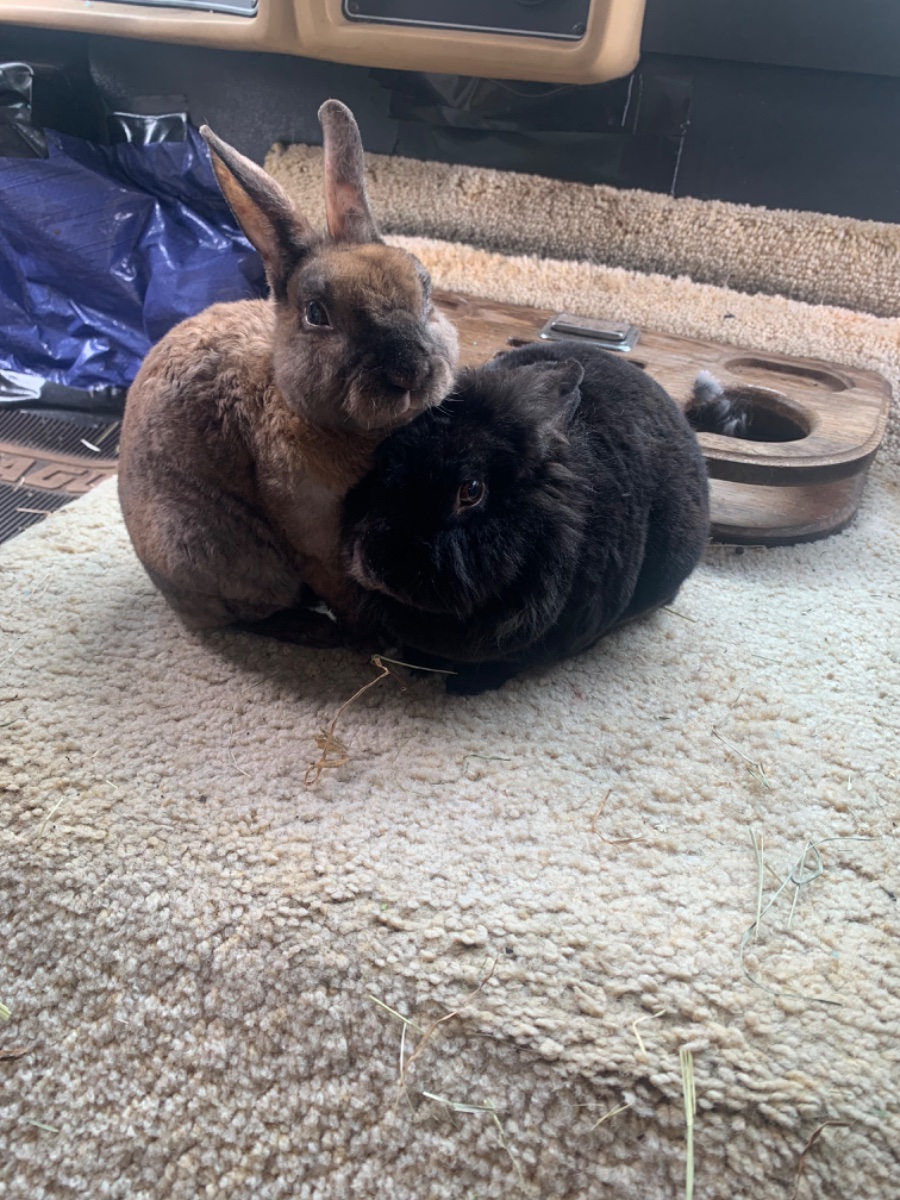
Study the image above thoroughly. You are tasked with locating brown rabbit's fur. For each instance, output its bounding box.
[118,102,457,634]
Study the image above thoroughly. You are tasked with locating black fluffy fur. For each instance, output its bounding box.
[685,370,752,438]
[342,342,711,694]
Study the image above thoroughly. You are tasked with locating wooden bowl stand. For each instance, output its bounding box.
[436,291,891,546]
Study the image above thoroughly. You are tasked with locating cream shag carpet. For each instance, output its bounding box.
[2,228,900,1199]
[266,144,900,318]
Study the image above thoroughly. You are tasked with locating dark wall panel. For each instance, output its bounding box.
[669,55,900,221]
[643,0,900,79]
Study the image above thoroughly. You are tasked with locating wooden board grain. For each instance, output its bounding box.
[435,290,891,545]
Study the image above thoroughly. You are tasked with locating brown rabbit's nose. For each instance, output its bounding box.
[384,353,431,394]
[377,316,433,394]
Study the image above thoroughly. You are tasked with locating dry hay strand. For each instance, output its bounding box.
[37,793,73,838]
[789,1120,850,1200]
[0,1046,29,1060]
[591,789,644,846]
[399,958,497,1090]
[631,1007,669,1055]
[422,1090,525,1188]
[712,727,770,789]
[680,1047,697,1200]
[369,958,498,1100]
[664,606,698,623]
[306,656,395,785]
[738,831,881,1007]
[305,654,455,786]
[368,996,425,1034]
[751,827,765,941]
[589,1101,632,1131]
[23,1118,59,1133]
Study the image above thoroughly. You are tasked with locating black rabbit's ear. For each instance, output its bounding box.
[319,100,381,244]
[547,358,585,402]
[201,126,315,297]
[524,358,585,439]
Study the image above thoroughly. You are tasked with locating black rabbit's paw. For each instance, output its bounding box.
[445,662,520,696]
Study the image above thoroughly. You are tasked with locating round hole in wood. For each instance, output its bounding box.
[693,385,813,443]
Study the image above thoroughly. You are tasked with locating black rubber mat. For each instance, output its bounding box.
[0,409,120,545]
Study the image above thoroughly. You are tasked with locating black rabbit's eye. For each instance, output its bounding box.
[456,480,486,510]
[304,300,330,327]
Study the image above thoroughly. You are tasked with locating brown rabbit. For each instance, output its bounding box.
[117,100,458,639]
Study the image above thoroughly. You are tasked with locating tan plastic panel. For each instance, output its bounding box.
[0,0,646,85]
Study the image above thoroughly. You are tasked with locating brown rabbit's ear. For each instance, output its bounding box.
[200,125,315,296]
[318,100,380,244]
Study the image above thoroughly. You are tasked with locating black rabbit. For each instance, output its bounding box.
[341,341,712,694]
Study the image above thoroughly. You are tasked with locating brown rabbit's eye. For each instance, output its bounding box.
[304,300,330,327]
[456,480,486,510]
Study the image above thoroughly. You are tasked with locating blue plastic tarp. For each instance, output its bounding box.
[0,120,266,398]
